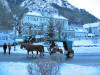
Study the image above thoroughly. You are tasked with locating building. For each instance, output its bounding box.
[0,30,14,46]
[21,11,68,39]
[62,24,88,40]
[83,22,100,38]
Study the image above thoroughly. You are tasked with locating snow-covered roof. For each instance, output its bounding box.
[35,35,44,38]
[26,12,42,16]
[52,14,67,20]
[83,22,100,28]
[0,33,9,36]
[75,29,86,32]
[52,0,62,6]
[88,33,95,36]
[15,39,24,42]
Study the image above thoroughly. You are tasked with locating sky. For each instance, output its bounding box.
[67,0,100,19]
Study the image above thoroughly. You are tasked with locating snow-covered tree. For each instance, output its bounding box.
[27,59,60,75]
[55,21,64,39]
[6,1,28,37]
[46,18,55,39]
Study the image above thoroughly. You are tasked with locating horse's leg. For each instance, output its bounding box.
[40,51,44,57]
[40,52,42,57]
[27,51,29,58]
[37,51,38,55]
[32,51,33,54]
[31,51,34,58]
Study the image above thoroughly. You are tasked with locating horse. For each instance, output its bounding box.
[36,38,44,42]
[20,43,44,57]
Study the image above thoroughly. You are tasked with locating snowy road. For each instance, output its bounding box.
[0,46,100,75]
[65,53,100,66]
[0,45,100,65]
[0,51,100,66]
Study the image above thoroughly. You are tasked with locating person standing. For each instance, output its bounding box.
[3,43,7,54]
[8,43,11,55]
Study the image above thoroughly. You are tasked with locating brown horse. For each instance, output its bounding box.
[20,43,44,56]
[36,38,44,42]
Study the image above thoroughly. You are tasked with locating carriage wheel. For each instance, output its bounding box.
[68,52,74,58]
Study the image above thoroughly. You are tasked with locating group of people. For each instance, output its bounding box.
[3,43,11,55]
[49,42,63,55]
[49,41,74,58]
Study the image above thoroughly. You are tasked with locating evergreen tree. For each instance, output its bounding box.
[46,18,55,39]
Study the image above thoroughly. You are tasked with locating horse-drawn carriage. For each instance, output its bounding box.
[46,38,74,58]
[20,38,74,58]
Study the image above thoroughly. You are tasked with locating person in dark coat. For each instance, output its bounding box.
[8,43,11,55]
[3,43,7,54]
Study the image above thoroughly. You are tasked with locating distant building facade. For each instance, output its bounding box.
[83,22,100,38]
[0,29,14,46]
[21,11,68,39]
[62,24,88,40]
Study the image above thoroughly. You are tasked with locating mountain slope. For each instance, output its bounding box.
[6,0,100,25]
[52,3,99,24]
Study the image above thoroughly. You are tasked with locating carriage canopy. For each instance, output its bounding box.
[46,38,73,50]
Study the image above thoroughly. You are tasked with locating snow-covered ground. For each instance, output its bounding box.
[73,47,100,54]
[0,40,100,75]
[73,39,100,47]
[0,41,100,54]
[0,62,100,75]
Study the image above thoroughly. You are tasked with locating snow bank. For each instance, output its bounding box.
[0,62,28,75]
[0,62,100,75]
[60,63,100,75]
[0,45,27,54]
[0,41,100,54]
[73,40,93,46]
[73,40,100,47]
[73,47,100,54]
[15,39,23,42]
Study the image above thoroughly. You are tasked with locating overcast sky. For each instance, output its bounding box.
[67,0,100,19]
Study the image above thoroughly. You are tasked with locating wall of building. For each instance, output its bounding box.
[21,12,68,39]
[83,22,100,38]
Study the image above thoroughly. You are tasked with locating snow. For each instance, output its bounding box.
[83,22,100,28]
[35,35,44,38]
[0,39,100,75]
[15,39,24,42]
[0,45,27,54]
[73,40,100,47]
[73,40,93,46]
[0,62,28,75]
[88,33,95,36]
[26,12,42,16]
[0,33,14,45]
[0,62,100,75]
[0,39,100,54]
[52,14,67,19]
[73,47,100,54]
[74,29,86,32]
[52,0,62,6]
[0,43,49,54]
[60,63,100,75]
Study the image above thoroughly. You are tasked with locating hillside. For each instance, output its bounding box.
[20,0,100,25]
[1,0,99,28]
